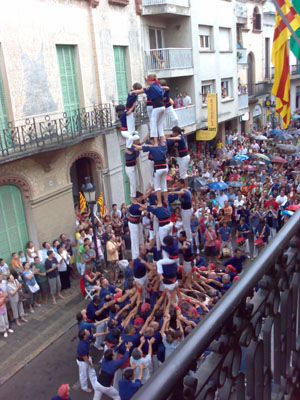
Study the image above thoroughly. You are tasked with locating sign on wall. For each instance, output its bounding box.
[253,104,262,117]
[196,93,218,141]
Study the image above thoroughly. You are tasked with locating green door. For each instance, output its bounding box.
[113,46,128,105]
[0,185,29,264]
[56,45,80,115]
[120,150,131,205]
[0,70,11,151]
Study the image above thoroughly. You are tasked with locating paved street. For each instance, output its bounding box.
[0,325,109,400]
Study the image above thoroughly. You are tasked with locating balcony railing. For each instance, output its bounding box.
[0,104,112,158]
[132,209,300,400]
[142,0,190,6]
[238,93,249,109]
[164,105,195,129]
[248,81,272,97]
[271,64,300,79]
[144,48,193,72]
[237,48,247,64]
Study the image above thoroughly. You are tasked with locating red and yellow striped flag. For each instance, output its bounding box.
[97,193,105,216]
[79,192,86,214]
[272,0,300,128]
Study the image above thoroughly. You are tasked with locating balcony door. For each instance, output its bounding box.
[0,69,11,151]
[113,46,129,106]
[149,28,165,50]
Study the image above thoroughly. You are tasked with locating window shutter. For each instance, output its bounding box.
[0,185,29,264]
[113,46,129,105]
[0,69,10,150]
[56,45,80,115]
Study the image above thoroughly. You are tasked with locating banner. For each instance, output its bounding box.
[196,93,218,141]
[97,193,105,216]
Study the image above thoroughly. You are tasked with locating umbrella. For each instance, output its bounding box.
[208,181,228,191]
[292,114,300,120]
[286,205,300,211]
[270,156,287,163]
[227,159,243,166]
[254,135,267,141]
[240,165,257,171]
[253,153,270,161]
[275,144,297,152]
[252,160,266,166]
[272,133,293,141]
[282,210,294,217]
[188,176,208,190]
[233,155,249,161]
[270,129,284,135]
[228,181,243,188]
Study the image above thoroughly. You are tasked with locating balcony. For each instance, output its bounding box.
[144,48,193,79]
[248,81,272,97]
[271,64,300,79]
[141,0,190,17]
[235,0,248,24]
[238,93,249,109]
[164,105,195,130]
[0,104,113,163]
[237,48,247,64]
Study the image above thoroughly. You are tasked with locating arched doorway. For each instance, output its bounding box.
[247,52,255,95]
[0,185,29,263]
[70,157,96,204]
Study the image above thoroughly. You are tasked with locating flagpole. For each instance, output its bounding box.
[272,0,300,49]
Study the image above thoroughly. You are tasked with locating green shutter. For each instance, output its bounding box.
[0,185,29,265]
[56,45,80,115]
[0,70,11,150]
[113,46,128,105]
[120,150,131,205]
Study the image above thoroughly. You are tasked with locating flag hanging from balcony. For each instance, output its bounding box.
[79,192,86,214]
[97,193,105,216]
[272,0,300,128]
[290,0,300,71]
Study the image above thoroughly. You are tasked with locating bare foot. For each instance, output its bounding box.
[52,299,57,305]
[58,294,65,299]
[21,317,28,323]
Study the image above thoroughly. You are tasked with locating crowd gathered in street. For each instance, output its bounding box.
[1,73,300,400]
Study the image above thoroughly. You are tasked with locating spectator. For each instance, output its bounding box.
[182,91,192,107]
[45,250,64,305]
[6,272,28,326]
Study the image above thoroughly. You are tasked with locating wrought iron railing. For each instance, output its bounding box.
[144,48,193,72]
[0,104,112,158]
[142,0,190,6]
[248,81,272,97]
[133,209,300,400]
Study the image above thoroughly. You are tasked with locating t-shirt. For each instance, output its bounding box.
[33,262,47,283]
[204,229,216,247]
[76,244,85,264]
[45,257,59,279]
[219,226,231,242]
[130,353,152,383]
[22,270,36,286]
[118,378,142,400]
[106,241,119,262]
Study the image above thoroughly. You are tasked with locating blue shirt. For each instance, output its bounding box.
[144,82,164,101]
[51,397,72,400]
[133,258,147,278]
[22,270,36,286]
[126,92,137,109]
[118,378,142,400]
[86,300,102,321]
[224,255,246,273]
[219,226,231,242]
[77,334,93,357]
[142,144,167,163]
[78,321,95,332]
[129,203,142,217]
[100,284,116,299]
[147,205,170,221]
[236,223,250,239]
[119,111,127,129]
[101,351,129,374]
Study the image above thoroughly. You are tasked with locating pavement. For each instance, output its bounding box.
[0,283,86,387]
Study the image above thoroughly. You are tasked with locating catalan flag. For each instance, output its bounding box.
[79,192,86,214]
[97,193,105,216]
[272,0,300,128]
[290,0,300,68]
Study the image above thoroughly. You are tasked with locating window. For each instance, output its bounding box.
[0,68,9,132]
[221,79,233,100]
[113,46,129,106]
[219,28,231,52]
[265,38,270,79]
[149,28,165,49]
[253,7,261,31]
[201,81,214,105]
[56,45,80,115]
[199,25,213,50]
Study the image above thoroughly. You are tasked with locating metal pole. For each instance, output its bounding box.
[89,201,102,272]
[272,0,300,50]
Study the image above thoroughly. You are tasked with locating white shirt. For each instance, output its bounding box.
[182,95,192,107]
[55,251,69,272]
[234,198,244,208]
[130,354,152,384]
[276,195,288,205]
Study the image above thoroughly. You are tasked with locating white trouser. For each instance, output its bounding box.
[183,260,192,274]
[156,257,179,274]
[76,357,96,391]
[121,130,139,148]
[129,222,144,259]
[159,222,173,251]
[177,154,190,180]
[269,226,276,238]
[147,105,153,120]
[95,320,108,348]
[126,113,135,134]
[125,165,139,198]
[154,167,168,192]
[150,106,165,138]
[93,381,120,400]
[148,159,154,187]
[165,105,178,128]
[181,208,193,242]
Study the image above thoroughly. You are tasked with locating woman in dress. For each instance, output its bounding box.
[7,272,28,326]
[25,241,38,264]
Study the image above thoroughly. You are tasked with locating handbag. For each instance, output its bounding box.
[222,247,231,257]
[236,236,245,246]
[254,238,264,248]
[28,281,40,293]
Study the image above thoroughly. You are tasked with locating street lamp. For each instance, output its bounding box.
[81,176,102,272]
